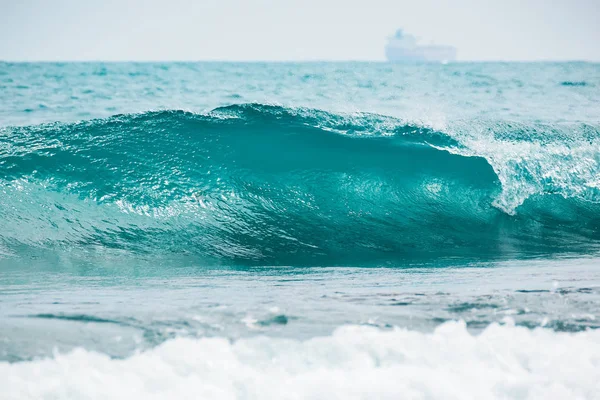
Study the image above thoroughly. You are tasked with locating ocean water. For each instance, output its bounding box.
[1,61,600,399]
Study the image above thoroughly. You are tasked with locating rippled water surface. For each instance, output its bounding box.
[1,62,599,399]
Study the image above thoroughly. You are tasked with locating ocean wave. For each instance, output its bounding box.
[2,320,599,400]
[1,103,599,264]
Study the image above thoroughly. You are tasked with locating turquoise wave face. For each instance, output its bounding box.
[1,103,599,265]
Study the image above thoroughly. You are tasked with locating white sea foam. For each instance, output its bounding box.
[3,320,600,400]
[445,121,600,214]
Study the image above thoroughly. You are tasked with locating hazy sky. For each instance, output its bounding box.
[1,0,599,61]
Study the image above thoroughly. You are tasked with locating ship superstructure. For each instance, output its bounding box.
[385,29,457,62]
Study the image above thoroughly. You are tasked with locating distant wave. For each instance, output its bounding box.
[1,103,599,265]
[560,81,589,87]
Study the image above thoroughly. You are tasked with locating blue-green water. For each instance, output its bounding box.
[1,62,600,399]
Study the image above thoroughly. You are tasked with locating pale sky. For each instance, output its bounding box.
[1,0,599,61]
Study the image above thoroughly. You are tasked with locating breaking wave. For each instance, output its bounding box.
[2,321,599,400]
[1,103,599,265]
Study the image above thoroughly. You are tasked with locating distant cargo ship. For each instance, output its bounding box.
[385,29,457,63]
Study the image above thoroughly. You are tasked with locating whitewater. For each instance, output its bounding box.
[1,61,599,399]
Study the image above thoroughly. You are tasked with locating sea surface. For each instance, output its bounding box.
[1,62,600,399]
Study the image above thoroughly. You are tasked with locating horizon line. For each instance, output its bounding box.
[1,59,598,64]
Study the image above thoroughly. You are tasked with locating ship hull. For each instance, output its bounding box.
[385,45,457,62]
